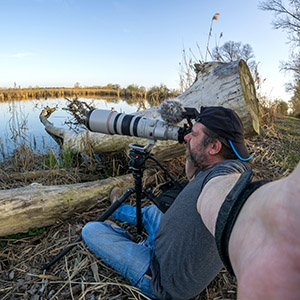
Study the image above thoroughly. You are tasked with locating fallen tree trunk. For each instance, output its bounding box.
[40,60,259,161]
[0,171,157,237]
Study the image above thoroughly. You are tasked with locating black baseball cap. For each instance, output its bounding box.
[195,106,251,161]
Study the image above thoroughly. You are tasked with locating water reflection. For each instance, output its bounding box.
[0,97,150,158]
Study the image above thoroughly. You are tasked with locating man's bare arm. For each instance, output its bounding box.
[196,164,300,300]
[196,173,240,235]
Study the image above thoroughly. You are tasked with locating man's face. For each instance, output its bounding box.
[184,122,210,170]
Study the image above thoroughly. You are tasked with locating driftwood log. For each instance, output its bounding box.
[1,60,259,236]
[0,171,158,236]
[40,60,259,161]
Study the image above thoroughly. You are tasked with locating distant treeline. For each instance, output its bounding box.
[0,83,180,107]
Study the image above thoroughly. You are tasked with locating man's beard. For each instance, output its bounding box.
[186,142,209,170]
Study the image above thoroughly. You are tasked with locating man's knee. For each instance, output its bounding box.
[82,221,131,243]
[82,221,103,241]
[143,204,160,216]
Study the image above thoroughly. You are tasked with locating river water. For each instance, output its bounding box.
[0,97,149,158]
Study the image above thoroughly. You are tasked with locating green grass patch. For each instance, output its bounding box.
[44,149,77,169]
[1,227,48,247]
[28,227,47,236]
[284,116,300,122]
[273,117,300,169]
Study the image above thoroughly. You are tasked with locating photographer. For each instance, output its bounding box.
[82,106,247,299]
[82,106,300,300]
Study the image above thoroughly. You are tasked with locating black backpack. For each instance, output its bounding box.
[155,181,188,213]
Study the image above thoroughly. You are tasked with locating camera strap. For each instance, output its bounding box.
[215,170,270,276]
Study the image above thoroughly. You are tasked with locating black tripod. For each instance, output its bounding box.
[41,143,177,271]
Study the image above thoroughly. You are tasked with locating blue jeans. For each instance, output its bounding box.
[82,204,162,299]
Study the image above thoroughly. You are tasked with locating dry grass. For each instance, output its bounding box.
[0,111,299,299]
[0,145,130,190]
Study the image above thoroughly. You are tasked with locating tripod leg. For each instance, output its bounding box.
[136,186,143,234]
[41,188,135,271]
[132,172,144,234]
[41,235,82,271]
[95,188,135,222]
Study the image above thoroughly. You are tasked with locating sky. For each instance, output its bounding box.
[0,0,293,101]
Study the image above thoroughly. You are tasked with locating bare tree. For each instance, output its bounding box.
[212,41,259,89]
[259,0,300,114]
[259,0,300,72]
[289,78,300,114]
[259,0,300,44]
[212,41,255,63]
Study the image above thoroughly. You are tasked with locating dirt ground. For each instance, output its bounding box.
[0,117,299,300]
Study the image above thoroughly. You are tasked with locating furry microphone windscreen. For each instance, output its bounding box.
[159,99,186,124]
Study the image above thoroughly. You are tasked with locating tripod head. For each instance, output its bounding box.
[128,140,155,172]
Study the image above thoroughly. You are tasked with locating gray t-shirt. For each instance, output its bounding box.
[150,160,251,300]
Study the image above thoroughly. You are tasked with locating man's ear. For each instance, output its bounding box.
[208,139,222,155]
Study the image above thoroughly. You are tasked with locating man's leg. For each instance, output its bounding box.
[113,204,162,247]
[197,163,300,300]
[110,188,163,247]
[82,221,156,298]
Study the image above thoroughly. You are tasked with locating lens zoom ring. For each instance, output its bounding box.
[121,115,135,136]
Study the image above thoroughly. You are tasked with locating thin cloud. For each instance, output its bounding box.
[9,52,36,58]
